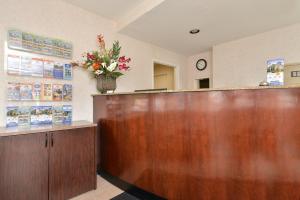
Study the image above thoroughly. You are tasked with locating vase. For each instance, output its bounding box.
[96,75,117,94]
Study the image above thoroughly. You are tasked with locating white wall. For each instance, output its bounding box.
[0,0,187,127]
[212,23,300,88]
[186,51,212,89]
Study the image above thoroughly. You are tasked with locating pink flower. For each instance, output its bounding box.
[87,53,95,60]
[118,63,130,71]
[118,56,131,63]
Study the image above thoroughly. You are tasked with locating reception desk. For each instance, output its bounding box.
[93,87,300,200]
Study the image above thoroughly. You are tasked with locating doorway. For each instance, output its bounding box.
[153,63,175,90]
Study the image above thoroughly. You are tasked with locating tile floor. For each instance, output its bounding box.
[71,176,123,200]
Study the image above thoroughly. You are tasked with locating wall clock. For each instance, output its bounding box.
[196,59,207,71]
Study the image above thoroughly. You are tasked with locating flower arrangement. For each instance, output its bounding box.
[77,34,131,78]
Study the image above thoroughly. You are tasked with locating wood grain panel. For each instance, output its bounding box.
[0,133,49,200]
[94,88,300,200]
[49,127,96,200]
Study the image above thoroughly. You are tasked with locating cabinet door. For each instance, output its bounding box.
[49,127,96,200]
[0,133,49,200]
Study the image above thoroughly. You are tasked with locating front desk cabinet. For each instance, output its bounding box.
[0,127,96,200]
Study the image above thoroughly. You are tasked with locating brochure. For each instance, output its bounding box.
[39,106,53,125]
[63,63,72,80]
[6,106,19,127]
[267,58,284,86]
[53,62,64,79]
[52,84,63,101]
[20,83,33,100]
[42,38,53,55]
[30,106,41,126]
[42,83,52,101]
[32,83,42,100]
[31,106,52,125]
[8,29,23,50]
[7,54,20,75]
[20,56,32,76]
[18,107,31,126]
[43,60,54,78]
[22,32,34,51]
[53,106,64,124]
[63,105,72,124]
[7,82,20,101]
[33,35,43,52]
[63,84,72,101]
[31,58,44,77]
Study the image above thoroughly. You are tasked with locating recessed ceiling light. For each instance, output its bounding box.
[189,29,200,34]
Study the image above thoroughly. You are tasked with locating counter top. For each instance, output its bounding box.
[0,120,97,137]
[92,85,300,96]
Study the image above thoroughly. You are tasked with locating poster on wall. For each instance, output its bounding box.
[8,29,73,59]
[267,58,285,86]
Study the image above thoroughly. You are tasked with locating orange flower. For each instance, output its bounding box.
[93,63,100,70]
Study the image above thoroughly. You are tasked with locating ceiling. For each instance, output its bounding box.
[62,0,142,21]
[62,0,300,56]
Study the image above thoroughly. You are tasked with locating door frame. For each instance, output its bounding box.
[152,60,179,90]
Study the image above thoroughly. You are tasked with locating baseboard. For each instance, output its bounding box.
[98,170,166,200]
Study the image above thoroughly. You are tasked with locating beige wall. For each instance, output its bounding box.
[186,51,212,89]
[212,23,300,88]
[0,0,188,127]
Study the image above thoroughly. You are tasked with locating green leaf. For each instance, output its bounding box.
[110,71,123,78]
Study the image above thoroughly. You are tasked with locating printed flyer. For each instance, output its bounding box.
[20,83,33,100]
[53,62,64,79]
[6,106,19,127]
[32,83,42,100]
[7,54,20,75]
[30,106,41,126]
[63,105,72,124]
[53,106,64,124]
[42,83,53,101]
[22,32,34,51]
[63,63,72,80]
[7,82,20,101]
[20,56,32,76]
[52,84,63,101]
[39,106,53,125]
[267,58,285,86]
[8,29,23,50]
[63,84,72,101]
[43,60,54,78]
[31,58,44,77]
[18,107,31,126]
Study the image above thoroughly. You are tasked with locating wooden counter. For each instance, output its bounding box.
[94,87,300,200]
[0,121,97,200]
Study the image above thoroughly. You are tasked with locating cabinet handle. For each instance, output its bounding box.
[51,135,54,147]
[45,133,48,147]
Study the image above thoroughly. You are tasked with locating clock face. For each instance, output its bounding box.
[196,59,207,71]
